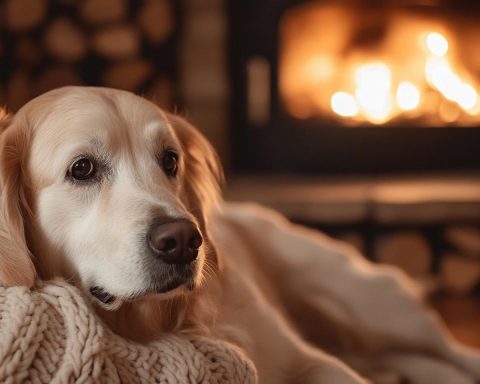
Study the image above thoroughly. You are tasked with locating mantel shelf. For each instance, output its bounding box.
[225,173,480,225]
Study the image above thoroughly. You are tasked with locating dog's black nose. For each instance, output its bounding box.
[148,220,203,264]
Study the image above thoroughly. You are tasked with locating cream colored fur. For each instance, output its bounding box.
[1,86,479,383]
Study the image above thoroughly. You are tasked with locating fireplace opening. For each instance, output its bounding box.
[228,0,480,175]
[280,3,480,126]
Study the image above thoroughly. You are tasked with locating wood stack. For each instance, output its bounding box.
[374,231,432,278]
[5,0,48,32]
[336,232,366,254]
[441,226,480,294]
[334,225,480,296]
[0,0,177,111]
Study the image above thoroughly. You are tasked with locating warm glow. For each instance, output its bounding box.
[458,84,478,111]
[426,32,449,57]
[396,82,421,111]
[305,56,334,82]
[331,92,358,117]
[354,63,392,123]
[466,98,480,116]
[426,58,478,111]
[279,4,480,125]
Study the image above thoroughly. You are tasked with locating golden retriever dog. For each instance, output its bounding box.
[1,86,480,383]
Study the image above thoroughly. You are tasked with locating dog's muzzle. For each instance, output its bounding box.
[89,220,203,309]
[147,219,203,265]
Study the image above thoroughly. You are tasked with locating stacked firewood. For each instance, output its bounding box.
[0,0,177,111]
[338,225,480,296]
[442,226,480,294]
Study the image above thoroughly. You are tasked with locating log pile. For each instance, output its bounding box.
[374,231,432,278]
[336,224,480,296]
[0,0,177,110]
[441,226,480,294]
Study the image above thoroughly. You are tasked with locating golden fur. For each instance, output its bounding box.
[0,87,221,341]
[1,87,480,383]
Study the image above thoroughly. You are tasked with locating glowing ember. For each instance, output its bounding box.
[426,58,478,111]
[426,32,449,57]
[396,82,421,111]
[331,92,358,117]
[354,63,392,124]
[280,6,480,126]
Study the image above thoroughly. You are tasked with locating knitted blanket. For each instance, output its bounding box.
[0,281,257,384]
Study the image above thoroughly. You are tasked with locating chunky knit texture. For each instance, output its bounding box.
[0,280,257,383]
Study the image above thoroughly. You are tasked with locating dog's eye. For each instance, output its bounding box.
[162,150,178,177]
[70,158,96,180]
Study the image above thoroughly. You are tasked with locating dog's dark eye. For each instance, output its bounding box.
[162,150,178,177]
[70,158,96,180]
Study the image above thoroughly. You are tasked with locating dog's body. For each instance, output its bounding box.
[212,204,480,383]
[0,87,479,383]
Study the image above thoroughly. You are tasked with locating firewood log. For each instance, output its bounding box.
[104,60,152,91]
[375,231,432,277]
[5,0,47,31]
[137,0,173,43]
[93,25,140,59]
[440,253,480,294]
[81,0,127,25]
[44,18,87,62]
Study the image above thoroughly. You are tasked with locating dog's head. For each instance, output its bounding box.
[0,86,222,310]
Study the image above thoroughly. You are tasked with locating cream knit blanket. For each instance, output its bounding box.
[0,281,257,383]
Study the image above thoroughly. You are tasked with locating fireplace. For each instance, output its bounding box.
[228,0,480,175]
[0,0,477,348]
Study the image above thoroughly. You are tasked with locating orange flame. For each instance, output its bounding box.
[280,5,480,126]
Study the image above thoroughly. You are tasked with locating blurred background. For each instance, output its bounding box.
[0,0,479,346]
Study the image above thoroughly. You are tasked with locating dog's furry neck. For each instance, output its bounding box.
[95,279,220,342]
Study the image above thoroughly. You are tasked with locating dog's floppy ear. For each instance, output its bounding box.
[167,113,223,269]
[0,111,36,287]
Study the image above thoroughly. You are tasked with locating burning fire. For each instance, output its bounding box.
[329,32,478,124]
[280,5,480,125]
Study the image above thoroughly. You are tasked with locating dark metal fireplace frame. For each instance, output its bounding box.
[227,0,480,175]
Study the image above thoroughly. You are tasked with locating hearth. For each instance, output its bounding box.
[228,0,480,174]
